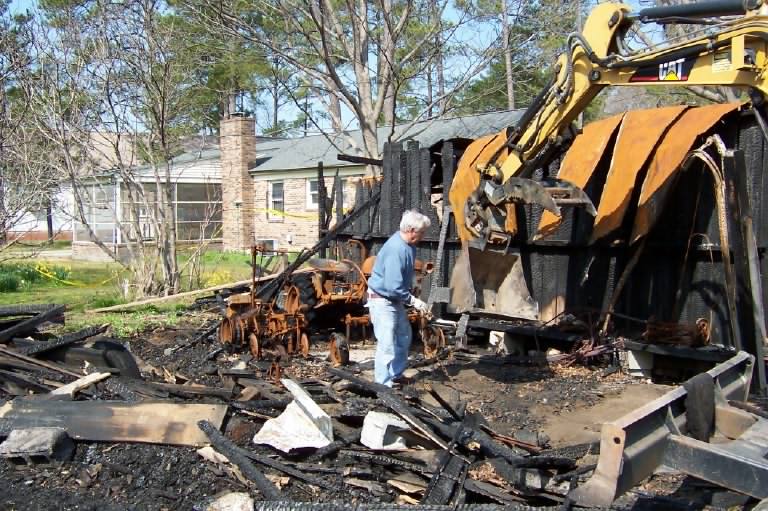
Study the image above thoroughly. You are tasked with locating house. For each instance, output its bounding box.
[220,110,522,253]
[65,110,522,260]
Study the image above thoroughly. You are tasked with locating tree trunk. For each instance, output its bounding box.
[46,201,53,243]
[329,92,342,133]
[272,58,279,130]
[382,0,396,126]
[502,0,515,110]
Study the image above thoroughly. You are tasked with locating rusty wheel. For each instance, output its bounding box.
[328,333,350,367]
[299,331,310,357]
[422,325,445,359]
[282,285,301,314]
[219,317,244,347]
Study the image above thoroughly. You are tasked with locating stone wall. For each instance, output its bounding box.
[220,116,257,251]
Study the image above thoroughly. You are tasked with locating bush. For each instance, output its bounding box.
[0,273,21,292]
[0,262,72,291]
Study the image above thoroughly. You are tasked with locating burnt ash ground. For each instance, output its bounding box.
[0,313,757,510]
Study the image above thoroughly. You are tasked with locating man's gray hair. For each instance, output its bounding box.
[399,209,431,232]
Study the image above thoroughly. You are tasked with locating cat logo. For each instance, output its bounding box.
[630,56,693,83]
[659,58,686,80]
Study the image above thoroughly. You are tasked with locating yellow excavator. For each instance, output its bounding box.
[448,0,768,317]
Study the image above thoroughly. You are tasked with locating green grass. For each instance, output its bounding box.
[0,260,126,311]
[0,247,299,336]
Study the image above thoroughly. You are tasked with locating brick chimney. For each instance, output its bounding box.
[220,115,256,251]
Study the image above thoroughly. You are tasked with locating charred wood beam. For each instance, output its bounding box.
[328,367,448,449]
[425,385,463,422]
[142,382,234,399]
[0,355,57,373]
[304,440,347,461]
[422,454,466,505]
[465,319,583,344]
[197,420,280,500]
[232,399,292,410]
[0,346,81,378]
[420,415,526,465]
[463,479,525,505]
[20,325,109,357]
[0,304,62,317]
[0,305,66,344]
[284,462,374,479]
[241,448,347,493]
[340,449,434,475]
[0,368,54,393]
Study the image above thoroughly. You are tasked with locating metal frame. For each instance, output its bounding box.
[570,351,766,506]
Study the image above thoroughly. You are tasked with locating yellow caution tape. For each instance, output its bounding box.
[34,265,118,288]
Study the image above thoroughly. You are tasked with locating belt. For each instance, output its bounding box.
[368,290,388,300]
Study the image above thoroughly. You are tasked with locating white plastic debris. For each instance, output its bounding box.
[252,378,333,452]
[205,492,254,511]
[360,411,410,450]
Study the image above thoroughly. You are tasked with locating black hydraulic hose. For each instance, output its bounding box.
[633,0,753,22]
[253,503,560,510]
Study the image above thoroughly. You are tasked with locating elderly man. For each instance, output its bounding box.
[366,210,431,387]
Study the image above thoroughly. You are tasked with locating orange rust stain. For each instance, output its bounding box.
[631,103,740,243]
[536,113,625,237]
[448,130,510,240]
[590,106,688,243]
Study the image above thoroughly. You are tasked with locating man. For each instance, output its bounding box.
[366,210,431,387]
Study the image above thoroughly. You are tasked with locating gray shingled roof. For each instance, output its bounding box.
[250,109,523,172]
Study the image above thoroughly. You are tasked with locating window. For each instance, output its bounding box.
[306,179,319,210]
[75,184,116,243]
[268,181,284,221]
[174,183,222,241]
[255,238,278,255]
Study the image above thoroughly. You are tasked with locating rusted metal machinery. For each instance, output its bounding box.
[220,241,442,363]
[219,246,311,359]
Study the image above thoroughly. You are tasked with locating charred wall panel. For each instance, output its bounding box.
[333,121,766,345]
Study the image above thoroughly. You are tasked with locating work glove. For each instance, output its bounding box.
[409,296,430,314]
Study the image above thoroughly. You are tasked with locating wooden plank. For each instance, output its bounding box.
[0,346,82,378]
[0,399,227,446]
[86,275,277,313]
[48,372,111,398]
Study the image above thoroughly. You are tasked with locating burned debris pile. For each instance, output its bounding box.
[0,290,766,511]
[0,301,600,510]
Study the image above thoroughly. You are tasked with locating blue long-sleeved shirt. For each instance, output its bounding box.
[367,232,415,302]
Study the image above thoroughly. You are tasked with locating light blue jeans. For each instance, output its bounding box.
[367,297,412,387]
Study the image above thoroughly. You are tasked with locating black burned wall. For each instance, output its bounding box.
[335,112,768,347]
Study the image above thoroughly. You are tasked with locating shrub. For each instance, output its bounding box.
[0,262,73,290]
[0,273,21,292]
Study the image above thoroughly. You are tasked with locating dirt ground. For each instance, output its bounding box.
[0,314,760,510]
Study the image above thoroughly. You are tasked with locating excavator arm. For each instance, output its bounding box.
[449,0,768,245]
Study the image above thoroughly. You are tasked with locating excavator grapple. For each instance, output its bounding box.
[448,0,768,318]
